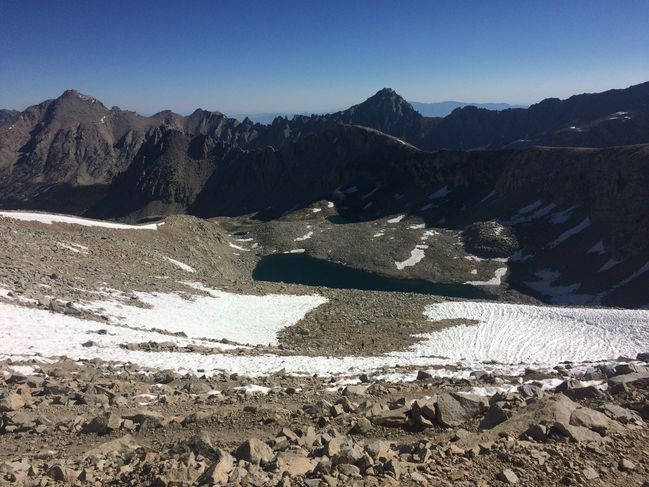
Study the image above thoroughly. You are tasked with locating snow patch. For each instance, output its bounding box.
[81,285,328,346]
[165,257,196,273]
[524,269,598,305]
[395,245,428,270]
[0,211,161,230]
[465,267,507,286]
[387,214,405,224]
[598,259,621,272]
[57,242,89,254]
[549,217,591,247]
[295,231,313,242]
[588,240,606,255]
[428,186,449,200]
[228,242,250,251]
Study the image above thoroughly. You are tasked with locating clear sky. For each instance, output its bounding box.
[1,0,648,115]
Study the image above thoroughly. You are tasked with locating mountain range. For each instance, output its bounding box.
[1,82,649,306]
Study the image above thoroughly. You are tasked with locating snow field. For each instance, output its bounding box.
[419,302,649,365]
[80,284,328,346]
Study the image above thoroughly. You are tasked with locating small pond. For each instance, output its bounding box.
[252,253,491,298]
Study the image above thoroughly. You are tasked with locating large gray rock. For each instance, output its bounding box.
[599,403,644,425]
[372,405,411,428]
[436,393,488,428]
[569,407,623,435]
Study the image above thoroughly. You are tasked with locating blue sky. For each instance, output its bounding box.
[1,0,648,114]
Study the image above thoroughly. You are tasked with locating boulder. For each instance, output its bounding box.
[48,465,80,483]
[343,385,368,396]
[480,403,509,429]
[196,449,235,484]
[235,438,275,465]
[372,405,410,428]
[497,469,520,484]
[569,407,622,435]
[85,435,141,459]
[436,393,488,428]
[168,433,221,461]
[0,392,25,412]
[277,453,315,476]
[599,403,644,425]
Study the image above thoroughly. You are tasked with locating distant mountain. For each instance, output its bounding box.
[2,81,649,214]
[410,101,526,117]
[0,109,18,124]
[234,102,524,124]
[228,111,332,125]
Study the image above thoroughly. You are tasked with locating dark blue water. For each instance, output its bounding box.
[252,253,491,298]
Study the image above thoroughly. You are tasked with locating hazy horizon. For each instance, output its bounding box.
[2,0,648,114]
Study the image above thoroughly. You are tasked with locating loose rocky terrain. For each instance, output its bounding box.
[1,355,648,486]
[0,211,648,486]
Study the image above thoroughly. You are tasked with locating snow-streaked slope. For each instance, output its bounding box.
[0,211,161,230]
[81,284,328,346]
[420,302,649,364]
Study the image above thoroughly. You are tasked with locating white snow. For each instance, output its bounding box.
[421,230,439,240]
[465,267,507,286]
[361,186,380,200]
[228,242,250,251]
[165,257,196,273]
[373,232,385,238]
[57,242,89,254]
[312,208,322,213]
[428,186,449,200]
[1,298,648,379]
[420,302,649,365]
[395,245,428,270]
[523,269,598,305]
[287,249,306,254]
[81,285,328,346]
[235,384,272,395]
[598,259,621,272]
[0,211,161,230]
[408,224,425,229]
[480,190,497,203]
[587,240,606,255]
[387,214,405,224]
[549,217,591,247]
[518,200,542,214]
[327,201,335,208]
[294,231,313,242]
[549,207,576,224]
[507,202,557,225]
